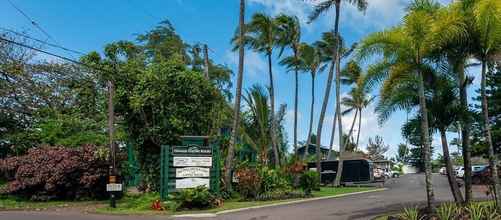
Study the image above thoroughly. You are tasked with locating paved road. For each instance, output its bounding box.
[174,174,489,220]
[0,174,490,220]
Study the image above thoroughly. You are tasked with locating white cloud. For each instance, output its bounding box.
[248,0,316,30]
[248,0,408,35]
[225,50,267,78]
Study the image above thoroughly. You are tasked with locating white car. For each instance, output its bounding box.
[439,167,447,175]
[456,166,464,178]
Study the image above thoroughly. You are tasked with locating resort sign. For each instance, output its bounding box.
[176,167,210,178]
[160,136,221,200]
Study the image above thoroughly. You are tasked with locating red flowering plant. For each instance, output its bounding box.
[0,144,110,201]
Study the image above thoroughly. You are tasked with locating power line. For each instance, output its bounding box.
[0,36,112,75]
[0,27,86,55]
[7,0,59,46]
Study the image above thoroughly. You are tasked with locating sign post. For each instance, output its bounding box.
[160,136,220,200]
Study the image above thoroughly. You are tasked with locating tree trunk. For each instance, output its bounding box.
[203,44,210,80]
[327,108,337,161]
[268,53,280,167]
[316,0,340,180]
[417,57,435,211]
[440,129,464,203]
[457,61,472,204]
[334,18,344,186]
[294,51,299,157]
[344,109,358,151]
[480,60,501,210]
[304,73,316,161]
[356,108,362,149]
[225,0,245,191]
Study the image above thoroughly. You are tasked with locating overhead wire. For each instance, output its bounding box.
[0,27,86,56]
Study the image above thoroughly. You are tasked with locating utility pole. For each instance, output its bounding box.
[203,44,210,80]
[107,80,117,208]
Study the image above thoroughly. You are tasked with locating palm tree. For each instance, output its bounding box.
[340,61,374,149]
[242,84,272,165]
[356,0,466,211]
[472,0,501,208]
[276,14,301,156]
[377,73,465,203]
[308,0,368,186]
[244,13,280,167]
[225,0,246,191]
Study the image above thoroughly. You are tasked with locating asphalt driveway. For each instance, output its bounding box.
[0,174,490,220]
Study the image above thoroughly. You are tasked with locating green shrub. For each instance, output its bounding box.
[299,171,320,196]
[258,166,291,194]
[398,207,420,220]
[436,203,457,220]
[466,203,486,220]
[167,186,220,211]
[234,167,261,199]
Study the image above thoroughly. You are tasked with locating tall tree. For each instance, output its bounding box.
[240,13,280,166]
[340,61,374,149]
[366,136,389,161]
[356,0,466,210]
[472,0,501,209]
[225,0,246,190]
[276,14,301,156]
[281,42,325,160]
[308,0,368,186]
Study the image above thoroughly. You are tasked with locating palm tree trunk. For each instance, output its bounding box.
[327,107,337,160]
[417,57,435,212]
[305,73,316,160]
[440,129,464,203]
[334,22,344,186]
[316,0,340,181]
[294,52,299,157]
[480,60,501,210]
[356,108,362,149]
[267,52,280,167]
[225,0,245,191]
[457,61,473,204]
[344,109,358,151]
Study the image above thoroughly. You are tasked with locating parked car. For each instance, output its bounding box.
[439,167,446,175]
[472,165,501,185]
[456,166,465,178]
[472,165,487,172]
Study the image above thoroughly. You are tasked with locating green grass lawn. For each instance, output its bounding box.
[0,195,104,210]
[95,186,377,215]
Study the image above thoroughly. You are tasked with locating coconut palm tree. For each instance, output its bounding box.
[276,14,301,156]
[242,84,272,165]
[377,71,465,203]
[472,0,501,208]
[308,0,368,186]
[232,13,280,166]
[340,61,374,149]
[356,0,467,211]
[281,42,326,160]
[225,0,246,190]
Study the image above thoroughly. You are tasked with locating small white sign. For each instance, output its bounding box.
[176,167,210,178]
[106,183,123,192]
[173,157,212,167]
[175,178,210,189]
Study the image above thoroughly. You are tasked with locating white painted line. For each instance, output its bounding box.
[170,213,217,218]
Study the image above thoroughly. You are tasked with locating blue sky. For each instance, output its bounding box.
[2,0,476,158]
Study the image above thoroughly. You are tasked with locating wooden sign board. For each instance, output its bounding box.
[175,178,210,189]
[172,146,212,155]
[176,167,210,178]
[173,157,212,167]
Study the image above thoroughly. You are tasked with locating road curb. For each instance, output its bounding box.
[170,188,387,218]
